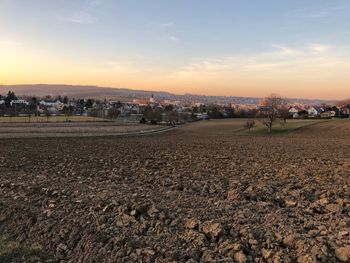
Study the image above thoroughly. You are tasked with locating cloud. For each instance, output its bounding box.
[106,61,132,72]
[152,21,180,43]
[309,44,331,53]
[300,11,330,19]
[160,22,175,29]
[167,35,180,42]
[287,9,330,19]
[287,4,350,20]
[59,0,105,24]
[0,37,20,46]
[86,0,103,7]
[63,10,96,24]
[171,43,350,81]
[270,44,302,56]
[331,4,350,11]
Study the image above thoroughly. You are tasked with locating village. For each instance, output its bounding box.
[0,91,350,124]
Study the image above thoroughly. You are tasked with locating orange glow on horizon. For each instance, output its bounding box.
[1,42,349,100]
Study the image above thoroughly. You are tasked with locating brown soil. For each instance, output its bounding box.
[1,120,350,262]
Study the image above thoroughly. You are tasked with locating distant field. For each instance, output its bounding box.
[0,116,108,123]
[239,119,325,135]
[0,122,168,138]
[180,118,326,136]
[0,118,344,139]
[293,118,350,138]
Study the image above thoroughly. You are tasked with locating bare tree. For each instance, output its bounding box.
[63,106,74,122]
[44,108,51,123]
[24,106,33,123]
[9,108,16,122]
[244,120,255,132]
[107,108,120,119]
[90,108,99,120]
[279,100,290,124]
[259,94,287,133]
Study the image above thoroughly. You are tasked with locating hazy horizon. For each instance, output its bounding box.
[0,83,340,102]
[1,0,350,100]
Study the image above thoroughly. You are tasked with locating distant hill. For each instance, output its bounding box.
[0,84,169,100]
[0,84,336,105]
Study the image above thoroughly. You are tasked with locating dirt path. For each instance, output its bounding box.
[0,122,172,138]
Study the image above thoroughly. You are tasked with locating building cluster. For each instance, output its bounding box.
[1,91,350,123]
[0,92,198,123]
[287,104,350,118]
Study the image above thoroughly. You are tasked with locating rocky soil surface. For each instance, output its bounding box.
[1,120,350,262]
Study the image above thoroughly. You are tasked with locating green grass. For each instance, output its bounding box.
[240,119,325,136]
[0,236,49,263]
[0,115,108,123]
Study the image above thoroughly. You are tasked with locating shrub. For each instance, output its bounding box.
[244,120,255,132]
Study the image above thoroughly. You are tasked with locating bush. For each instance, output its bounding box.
[244,120,255,131]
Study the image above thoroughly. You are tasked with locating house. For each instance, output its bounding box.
[299,110,308,118]
[133,99,150,106]
[10,100,29,106]
[307,106,323,117]
[39,100,65,111]
[321,111,332,118]
[0,100,5,106]
[289,106,304,118]
[291,112,299,119]
[109,102,140,116]
[340,105,350,116]
[331,106,341,117]
[289,106,303,114]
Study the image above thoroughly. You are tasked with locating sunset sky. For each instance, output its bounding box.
[1,0,350,99]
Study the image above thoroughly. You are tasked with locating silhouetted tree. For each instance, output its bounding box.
[25,107,32,123]
[164,104,174,112]
[208,106,224,119]
[225,107,235,118]
[29,97,38,111]
[85,99,94,109]
[140,117,147,124]
[90,108,99,120]
[57,95,63,102]
[108,108,120,119]
[143,106,162,122]
[111,101,122,109]
[63,106,74,121]
[5,91,17,108]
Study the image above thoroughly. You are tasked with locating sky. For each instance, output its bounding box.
[1,0,350,99]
